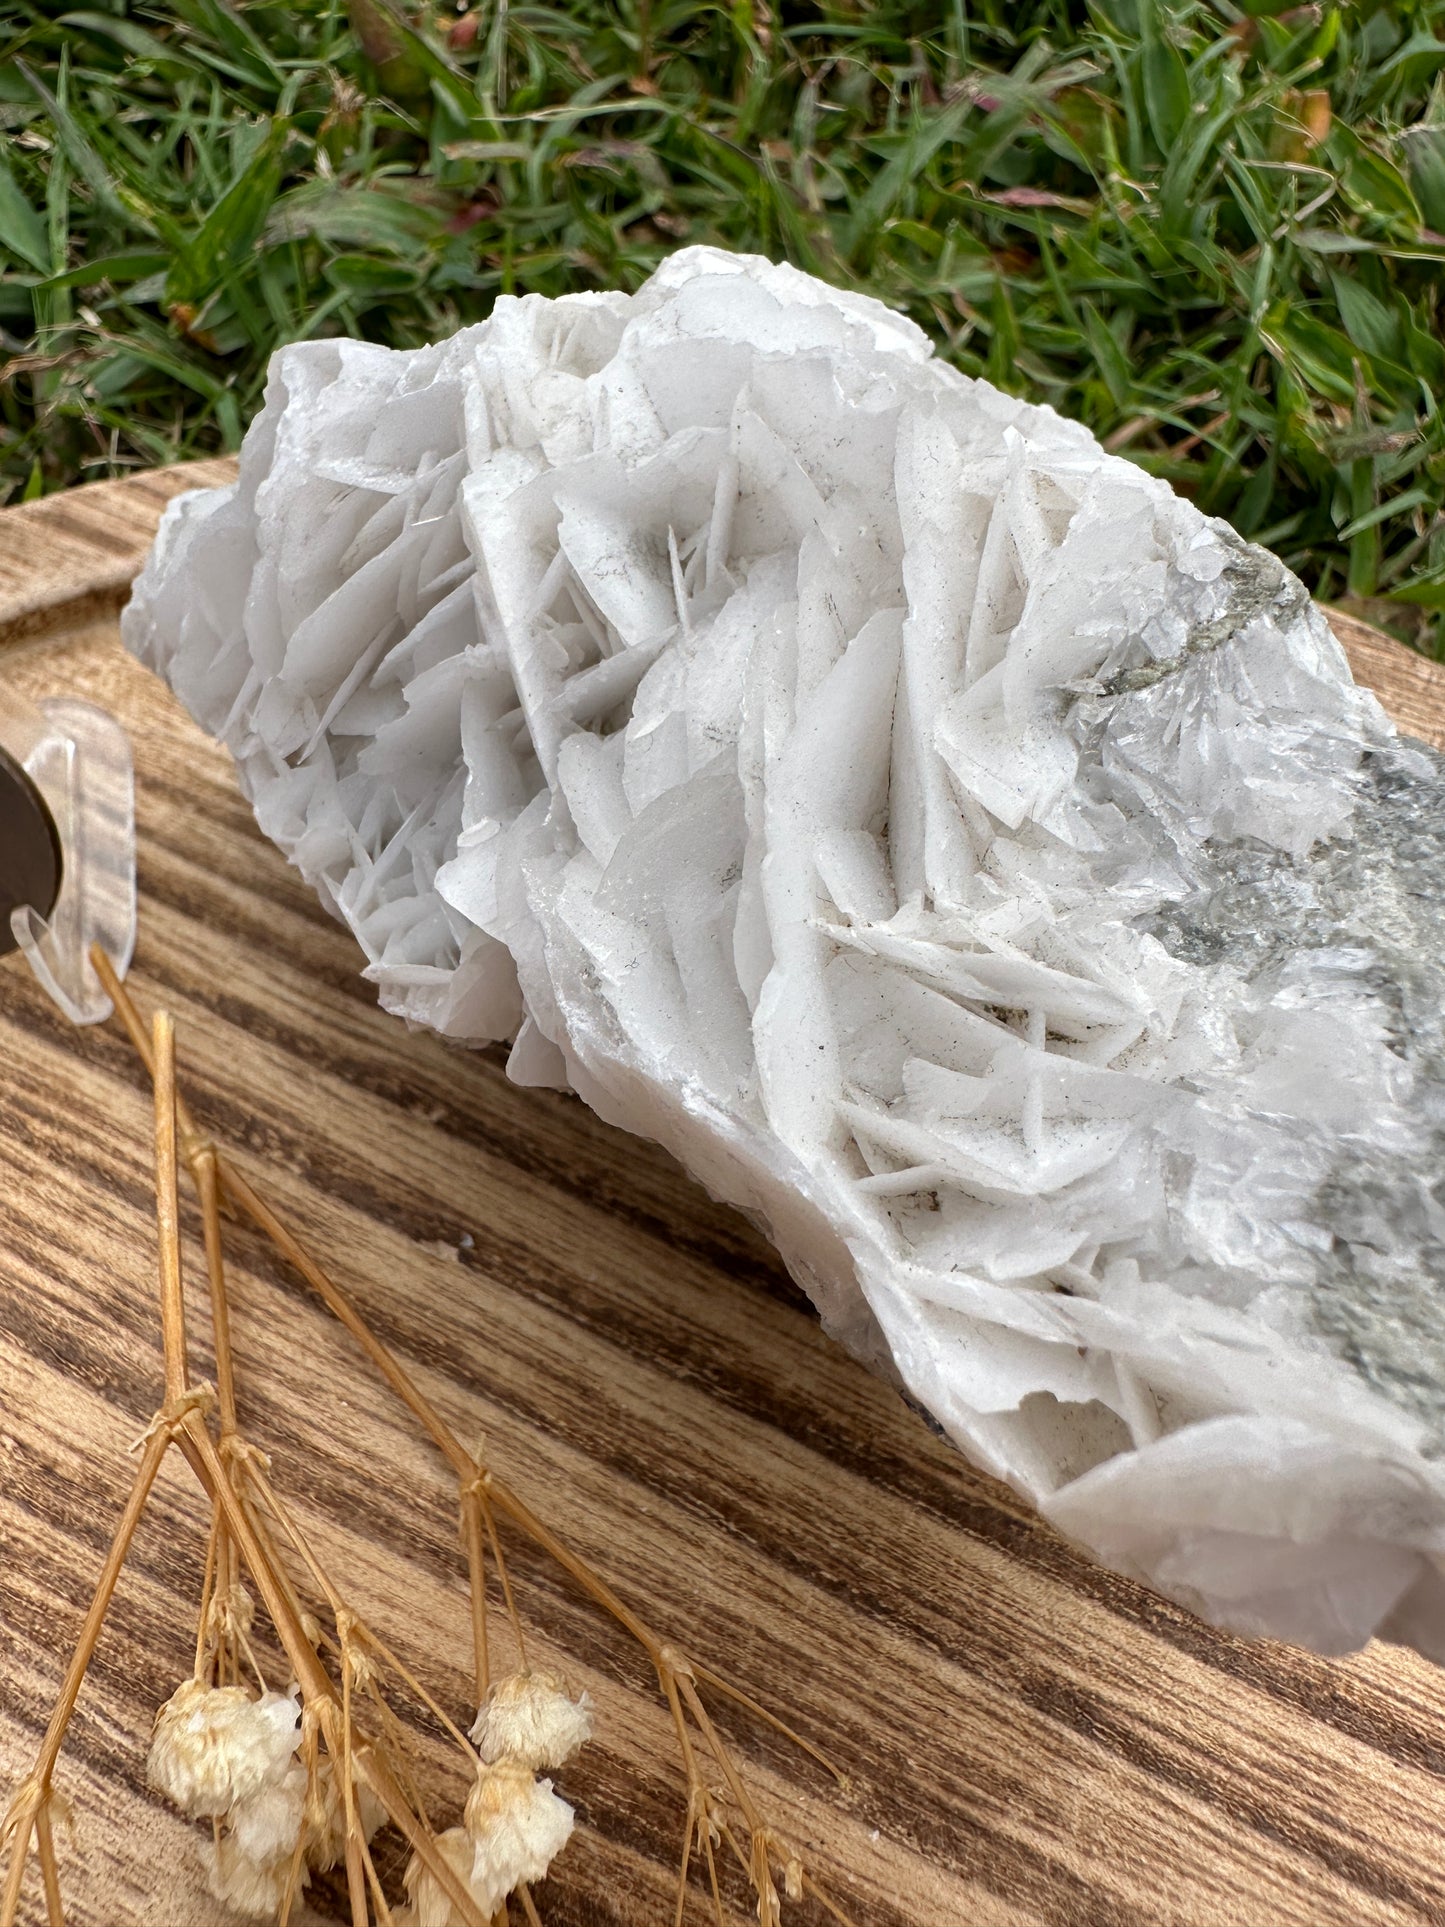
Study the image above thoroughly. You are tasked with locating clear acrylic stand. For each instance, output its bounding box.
[0,689,136,1023]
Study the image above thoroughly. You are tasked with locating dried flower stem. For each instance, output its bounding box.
[152,1013,189,1405]
[0,1039,210,1927]
[692,1664,844,1784]
[178,1030,255,1693]
[359,1631,475,1771]
[363,1673,432,1836]
[190,1110,254,1684]
[802,1870,858,1927]
[251,1466,477,1768]
[158,1011,254,1694]
[702,1822,725,1925]
[149,1038,492,1927]
[338,1661,369,1927]
[357,1836,394,1927]
[154,1021,228,1683]
[194,1144,238,1437]
[0,1416,173,1927]
[461,1487,490,1700]
[516,1883,544,1927]
[32,1801,61,1927]
[43,982,490,1927]
[192,1509,220,1679]
[176,1371,486,1927]
[13,974,539,1927]
[92,949,853,1926]
[466,1476,527,1671]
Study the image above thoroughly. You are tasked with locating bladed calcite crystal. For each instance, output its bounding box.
[124,247,1445,1658]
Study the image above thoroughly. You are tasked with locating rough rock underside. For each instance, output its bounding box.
[124,247,1445,1659]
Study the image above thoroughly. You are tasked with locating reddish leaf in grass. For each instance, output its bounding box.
[447,192,500,234]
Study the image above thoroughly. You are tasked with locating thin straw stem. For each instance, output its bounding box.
[30,1426,171,1792]
[233,1473,311,1656]
[155,1010,476,1909]
[340,1670,368,1927]
[33,1802,62,1927]
[177,1414,491,1927]
[803,1871,858,1927]
[193,1506,220,1678]
[95,952,663,1650]
[194,1147,238,1436]
[93,950,846,1922]
[678,1676,763,1833]
[702,1822,725,1925]
[0,1813,29,1927]
[145,1090,489,1927]
[361,1676,431,1834]
[693,1662,846,1784]
[352,1737,490,1927]
[461,1487,490,1701]
[0,1423,171,1927]
[151,1013,188,1403]
[472,1485,526,1670]
[517,1885,543,1927]
[357,1830,395,1927]
[251,1465,478,1765]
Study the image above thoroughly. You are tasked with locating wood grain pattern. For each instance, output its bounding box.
[1323,607,1445,751]
[2,473,1445,1927]
[0,461,237,646]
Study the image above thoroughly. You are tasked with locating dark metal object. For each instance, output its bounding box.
[0,743,62,957]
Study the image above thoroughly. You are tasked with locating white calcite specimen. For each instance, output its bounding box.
[125,247,1445,1660]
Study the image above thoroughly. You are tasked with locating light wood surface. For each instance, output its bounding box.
[1321,606,1445,751]
[2,470,1445,1927]
[0,461,238,645]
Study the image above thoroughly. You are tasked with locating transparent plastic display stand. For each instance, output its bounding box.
[0,689,136,1022]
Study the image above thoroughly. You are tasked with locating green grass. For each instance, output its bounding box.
[2,1,1444,651]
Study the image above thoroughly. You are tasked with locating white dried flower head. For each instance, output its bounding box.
[303,1755,388,1872]
[148,1680,300,1817]
[228,1760,306,1867]
[201,1834,297,1920]
[403,1826,494,1927]
[463,1761,574,1915]
[469,1669,593,1770]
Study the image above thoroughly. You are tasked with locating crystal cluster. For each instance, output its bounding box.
[125,247,1445,1659]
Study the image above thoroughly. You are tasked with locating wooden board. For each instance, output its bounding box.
[0,461,238,645]
[2,469,1445,1927]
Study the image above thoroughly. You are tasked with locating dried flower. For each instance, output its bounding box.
[463,1760,574,1914]
[201,1834,296,1919]
[0,973,848,1927]
[205,1581,255,1646]
[228,1760,306,1866]
[402,1825,494,1927]
[303,1755,388,1872]
[342,1643,379,1693]
[148,1680,300,1817]
[470,1670,593,1770]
